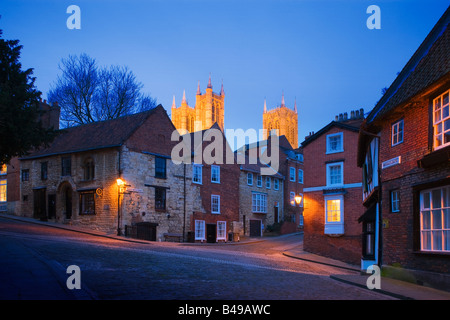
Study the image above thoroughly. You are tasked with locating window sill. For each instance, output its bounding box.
[413,250,450,257]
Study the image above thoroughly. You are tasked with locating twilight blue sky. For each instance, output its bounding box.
[1,0,449,148]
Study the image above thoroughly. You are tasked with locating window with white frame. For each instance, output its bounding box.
[289,167,295,182]
[326,132,343,154]
[433,89,450,150]
[257,175,262,187]
[0,179,6,202]
[0,164,6,175]
[193,164,202,184]
[274,178,279,190]
[420,186,450,252]
[211,165,220,183]
[324,195,344,234]
[217,221,227,241]
[326,162,343,186]
[265,177,271,189]
[391,120,404,146]
[298,169,303,184]
[391,190,400,213]
[211,195,220,214]
[247,173,253,185]
[195,220,205,241]
[252,192,267,213]
[290,191,295,206]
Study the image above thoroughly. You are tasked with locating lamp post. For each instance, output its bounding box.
[295,194,303,206]
[116,178,125,236]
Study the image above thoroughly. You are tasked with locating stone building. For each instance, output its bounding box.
[18,105,203,241]
[263,94,299,149]
[171,75,225,133]
[239,156,285,237]
[301,110,365,265]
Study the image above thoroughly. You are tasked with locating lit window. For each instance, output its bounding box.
[324,195,344,234]
[0,179,6,202]
[289,167,296,182]
[420,186,450,252]
[195,220,205,241]
[217,221,227,241]
[252,192,267,213]
[391,190,400,213]
[326,162,343,186]
[211,165,220,183]
[326,132,343,154]
[247,173,253,185]
[433,90,450,149]
[0,164,6,175]
[211,195,220,214]
[193,164,202,184]
[290,191,295,206]
[391,120,404,146]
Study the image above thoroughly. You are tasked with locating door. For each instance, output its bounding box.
[274,205,279,223]
[249,220,262,237]
[206,224,216,243]
[33,189,46,220]
[48,194,56,219]
[136,222,157,241]
[64,186,72,219]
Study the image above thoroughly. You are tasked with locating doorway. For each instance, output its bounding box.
[249,220,262,237]
[63,186,73,219]
[48,194,56,219]
[206,223,216,243]
[33,188,46,220]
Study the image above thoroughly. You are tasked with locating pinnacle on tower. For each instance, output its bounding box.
[263,98,267,113]
[207,73,212,89]
[172,95,176,109]
[220,79,225,96]
[182,90,187,105]
[197,81,201,95]
[281,92,285,107]
[294,98,297,113]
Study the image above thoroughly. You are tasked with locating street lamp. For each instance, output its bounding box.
[295,194,303,206]
[116,178,125,236]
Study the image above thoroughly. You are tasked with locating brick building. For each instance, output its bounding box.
[301,110,365,265]
[357,7,450,289]
[239,156,285,237]
[18,105,203,241]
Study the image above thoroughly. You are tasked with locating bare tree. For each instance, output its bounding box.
[48,53,157,127]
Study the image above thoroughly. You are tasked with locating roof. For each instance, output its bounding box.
[239,155,284,179]
[21,106,161,160]
[366,6,450,125]
[301,118,363,148]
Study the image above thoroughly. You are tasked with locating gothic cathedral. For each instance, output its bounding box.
[171,75,225,133]
[263,94,299,148]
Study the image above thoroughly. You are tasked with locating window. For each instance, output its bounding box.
[257,175,262,187]
[265,177,271,189]
[290,191,295,206]
[0,164,6,175]
[247,173,253,185]
[289,167,296,182]
[211,165,220,183]
[79,191,95,215]
[326,132,343,154]
[83,158,95,181]
[21,169,29,182]
[0,179,6,202]
[217,221,227,241]
[391,120,404,146]
[41,162,48,180]
[420,186,450,252]
[324,195,344,234]
[274,178,279,190]
[155,187,166,211]
[391,190,400,213]
[252,192,267,213]
[433,90,450,149]
[155,157,166,179]
[193,164,202,184]
[363,221,376,258]
[298,169,304,184]
[326,162,343,186]
[195,220,205,241]
[211,195,220,214]
[61,157,71,176]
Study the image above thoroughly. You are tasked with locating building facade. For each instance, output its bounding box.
[171,75,225,133]
[358,7,450,289]
[302,110,365,265]
[263,94,298,149]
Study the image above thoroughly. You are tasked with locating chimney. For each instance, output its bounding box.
[360,108,364,118]
[344,112,348,120]
[350,110,355,119]
[335,115,339,121]
[339,113,343,121]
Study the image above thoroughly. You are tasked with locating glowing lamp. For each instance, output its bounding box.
[295,194,303,205]
[116,178,125,186]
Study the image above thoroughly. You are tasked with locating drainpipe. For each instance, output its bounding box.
[117,147,122,236]
[183,163,186,242]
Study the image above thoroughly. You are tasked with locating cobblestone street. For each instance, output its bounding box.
[0,217,394,301]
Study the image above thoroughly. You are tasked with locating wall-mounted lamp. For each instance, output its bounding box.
[295,194,303,205]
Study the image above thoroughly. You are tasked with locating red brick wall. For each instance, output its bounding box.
[303,124,364,265]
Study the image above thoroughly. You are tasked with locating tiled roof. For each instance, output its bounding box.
[21,106,160,159]
[366,6,450,124]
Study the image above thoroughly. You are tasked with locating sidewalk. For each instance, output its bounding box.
[2,213,450,300]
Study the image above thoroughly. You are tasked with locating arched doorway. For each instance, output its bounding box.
[58,183,73,220]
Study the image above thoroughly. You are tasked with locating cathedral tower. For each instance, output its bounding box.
[262,93,299,148]
[171,75,225,133]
